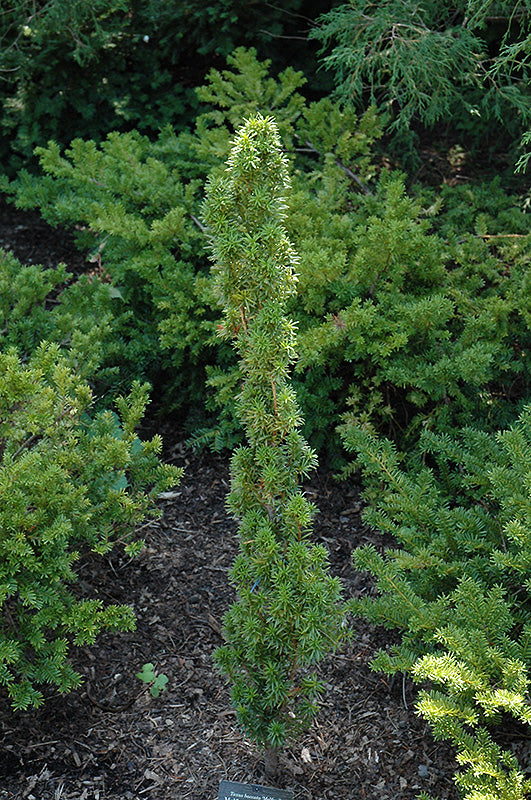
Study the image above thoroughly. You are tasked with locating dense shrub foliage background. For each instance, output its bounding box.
[0,0,331,174]
[0,2,530,797]
[6,47,529,457]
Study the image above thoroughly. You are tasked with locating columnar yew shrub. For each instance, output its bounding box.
[203,115,348,771]
[0,344,180,710]
[9,47,382,433]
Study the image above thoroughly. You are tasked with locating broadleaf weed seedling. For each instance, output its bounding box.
[135,663,169,698]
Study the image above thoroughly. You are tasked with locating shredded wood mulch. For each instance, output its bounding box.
[0,198,463,799]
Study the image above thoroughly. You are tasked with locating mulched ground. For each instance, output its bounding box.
[0,197,462,800]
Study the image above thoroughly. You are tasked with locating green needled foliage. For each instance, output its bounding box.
[203,116,348,760]
[344,407,531,799]
[0,344,181,710]
[7,47,528,456]
[0,247,114,381]
[311,0,531,155]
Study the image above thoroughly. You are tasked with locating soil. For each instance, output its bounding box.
[0,197,463,800]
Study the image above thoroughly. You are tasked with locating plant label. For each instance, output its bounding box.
[218,779,293,800]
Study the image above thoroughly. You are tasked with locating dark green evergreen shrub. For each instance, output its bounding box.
[343,408,531,799]
[517,130,531,174]
[310,0,531,151]
[0,343,180,710]
[0,247,114,379]
[0,0,327,173]
[298,172,531,455]
[7,47,382,432]
[204,115,348,773]
[6,47,529,456]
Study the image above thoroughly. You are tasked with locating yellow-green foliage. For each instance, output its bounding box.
[0,248,114,379]
[0,344,180,710]
[346,408,531,799]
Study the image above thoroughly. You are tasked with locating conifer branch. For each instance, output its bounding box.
[190,213,207,234]
[294,134,372,195]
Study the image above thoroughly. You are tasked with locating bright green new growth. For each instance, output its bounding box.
[204,116,347,753]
